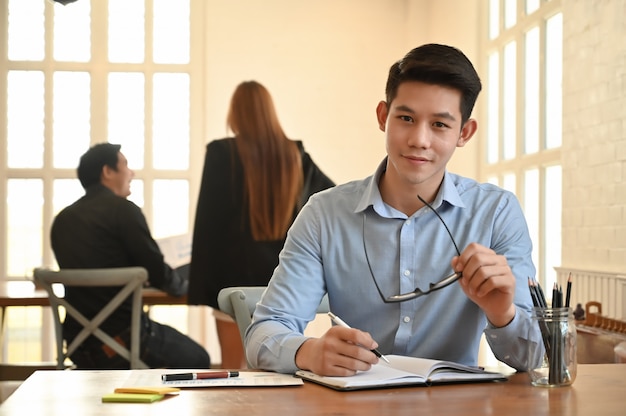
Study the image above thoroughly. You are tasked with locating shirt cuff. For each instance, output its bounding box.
[484,306,520,345]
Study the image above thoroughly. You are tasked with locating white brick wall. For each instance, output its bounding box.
[562,0,626,272]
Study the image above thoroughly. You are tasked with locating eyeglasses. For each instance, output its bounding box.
[363,195,462,303]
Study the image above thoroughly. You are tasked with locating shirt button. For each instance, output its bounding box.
[403,270,410,276]
[405,220,411,226]
[403,316,411,323]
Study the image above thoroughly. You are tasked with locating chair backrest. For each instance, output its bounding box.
[217,286,330,344]
[33,267,149,370]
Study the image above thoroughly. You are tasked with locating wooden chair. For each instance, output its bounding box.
[33,267,149,370]
[217,286,329,344]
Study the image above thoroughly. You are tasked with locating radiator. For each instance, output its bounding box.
[555,267,626,320]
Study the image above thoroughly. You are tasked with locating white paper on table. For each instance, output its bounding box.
[123,369,304,388]
[156,233,191,268]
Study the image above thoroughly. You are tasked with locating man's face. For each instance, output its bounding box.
[103,151,134,198]
[376,81,474,194]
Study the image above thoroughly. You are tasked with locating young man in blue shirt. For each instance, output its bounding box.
[245,44,542,376]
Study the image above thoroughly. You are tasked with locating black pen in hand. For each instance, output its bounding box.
[328,312,390,363]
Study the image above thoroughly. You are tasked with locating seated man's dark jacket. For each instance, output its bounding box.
[50,183,186,347]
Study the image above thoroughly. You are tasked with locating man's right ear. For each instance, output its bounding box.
[101,165,114,182]
[375,101,388,132]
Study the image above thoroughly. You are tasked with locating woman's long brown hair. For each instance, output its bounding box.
[227,81,303,241]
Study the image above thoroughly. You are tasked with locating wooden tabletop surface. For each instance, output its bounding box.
[0,280,187,307]
[0,364,624,416]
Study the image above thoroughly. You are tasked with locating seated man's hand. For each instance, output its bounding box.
[294,326,379,376]
[452,242,516,327]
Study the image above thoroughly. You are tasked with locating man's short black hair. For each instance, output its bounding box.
[77,143,121,189]
[385,43,482,125]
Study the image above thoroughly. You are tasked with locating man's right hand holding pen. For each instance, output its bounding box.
[294,320,383,377]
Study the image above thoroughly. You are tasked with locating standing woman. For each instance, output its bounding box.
[188,81,334,369]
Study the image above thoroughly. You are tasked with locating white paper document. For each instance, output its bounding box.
[156,233,192,268]
[123,369,303,388]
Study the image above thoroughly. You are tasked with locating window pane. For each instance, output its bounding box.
[152,180,189,238]
[489,0,500,39]
[487,52,499,163]
[503,41,516,160]
[53,179,84,217]
[545,13,563,149]
[484,0,563,314]
[4,307,44,362]
[524,27,539,154]
[108,0,145,63]
[502,173,516,193]
[153,0,190,64]
[7,0,44,61]
[7,71,44,168]
[524,168,539,276]
[526,0,540,14]
[504,0,517,29]
[108,73,145,169]
[53,0,90,62]
[128,179,144,208]
[544,165,562,290]
[153,73,190,169]
[7,180,43,277]
[53,72,91,168]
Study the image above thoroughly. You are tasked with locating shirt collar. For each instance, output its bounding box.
[354,158,466,214]
[85,183,115,197]
[354,158,387,214]
[433,172,466,210]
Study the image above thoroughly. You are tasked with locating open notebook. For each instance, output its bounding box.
[296,355,507,391]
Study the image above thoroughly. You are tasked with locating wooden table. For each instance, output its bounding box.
[0,281,187,359]
[0,364,624,415]
[0,281,188,308]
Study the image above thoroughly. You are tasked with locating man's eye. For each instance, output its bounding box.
[433,121,448,128]
[399,115,413,122]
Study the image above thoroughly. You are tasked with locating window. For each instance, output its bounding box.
[1,0,203,362]
[482,0,562,293]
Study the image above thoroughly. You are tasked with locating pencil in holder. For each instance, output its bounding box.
[527,307,577,387]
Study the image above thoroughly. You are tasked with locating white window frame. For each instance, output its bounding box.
[0,0,208,363]
[479,0,563,291]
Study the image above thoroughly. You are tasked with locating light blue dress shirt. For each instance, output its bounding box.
[246,159,542,373]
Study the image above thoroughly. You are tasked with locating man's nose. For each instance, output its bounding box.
[407,123,431,147]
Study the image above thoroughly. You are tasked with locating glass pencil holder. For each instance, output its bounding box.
[527,307,577,387]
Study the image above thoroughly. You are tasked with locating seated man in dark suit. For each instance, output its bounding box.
[51,142,210,369]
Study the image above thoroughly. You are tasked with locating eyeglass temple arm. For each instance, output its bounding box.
[417,195,462,257]
[429,271,462,290]
[388,272,463,302]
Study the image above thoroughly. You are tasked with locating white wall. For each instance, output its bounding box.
[201,0,403,184]
[561,0,626,272]
[200,0,480,185]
